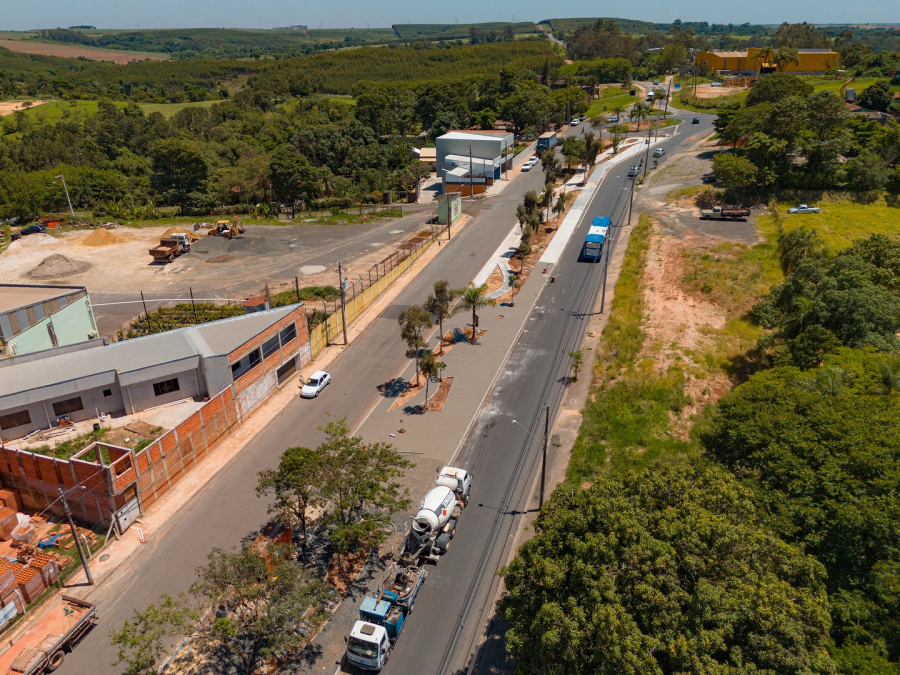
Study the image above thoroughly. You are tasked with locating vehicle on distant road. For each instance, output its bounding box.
[570,117,580,126]
[521,157,539,171]
[300,370,331,398]
[536,131,558,153]
[787,204,821,214]
[692,117,701,124]
[581,216,611,261]
[653,79,659,85]
[700,206,751,221]
[653,148,666,157]
[711,82,723,87]
[627,165,639,177]
[19,224,47,236]
[608,115,620,123]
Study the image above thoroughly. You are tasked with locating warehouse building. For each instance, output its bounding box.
[695,47,838,74]
[435,131,514,195]
[0,304,309,441]
[0,284,99,358]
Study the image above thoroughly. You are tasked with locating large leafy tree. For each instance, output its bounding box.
[255,445,324,540]
[500,464,835,674]
[150,138,213,212]
[110,545,330,675]
[701,350,900,660]
[268,145,321,214]
[398,304,432,386]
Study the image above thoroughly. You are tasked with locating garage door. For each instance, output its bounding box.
[116,497,141,533]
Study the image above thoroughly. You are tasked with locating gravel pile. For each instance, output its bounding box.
[28,254,92,279]
[191,235,289,256]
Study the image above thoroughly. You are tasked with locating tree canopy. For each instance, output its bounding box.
[500,464,834,675]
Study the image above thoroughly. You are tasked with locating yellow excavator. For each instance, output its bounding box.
[208,216,246,240]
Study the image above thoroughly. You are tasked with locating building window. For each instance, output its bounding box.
[231,348,262,380]
[262,335,280,359]
[103,389,113,397]
[52,397,83,416]
[0,409,31,431]
[153,378,181,397]
[279,322,297,345]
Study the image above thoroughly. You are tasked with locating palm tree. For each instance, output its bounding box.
[424,280,458,355]
[554,193,567,222]
[453,283,496,343]
[752,46,776,73]
[774,47,801,72]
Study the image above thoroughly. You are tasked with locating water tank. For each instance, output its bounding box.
[845,88,856,102]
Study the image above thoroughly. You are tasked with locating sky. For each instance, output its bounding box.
[1,0,895,31]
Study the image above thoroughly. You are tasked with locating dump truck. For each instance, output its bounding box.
[0,595,96,674]
[344,563,427,671]
[399,466,472,566]
[208,217,245,239]
[700,206,751,221]
[148,232,192,263]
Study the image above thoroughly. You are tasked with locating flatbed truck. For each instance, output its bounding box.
[0,595,96,674]
[699,206,751,221]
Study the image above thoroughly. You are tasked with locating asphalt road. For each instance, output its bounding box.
[373,109,717,675]
[56,156,552,675]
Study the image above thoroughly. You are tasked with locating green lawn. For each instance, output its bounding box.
[806,76,899,95]
[759,198,900,251]
[5,99,229,129]
[586,94,637,117]
[139,100,222,117]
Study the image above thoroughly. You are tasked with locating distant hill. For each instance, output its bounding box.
[392,22,541,40]
[543,17,659,34]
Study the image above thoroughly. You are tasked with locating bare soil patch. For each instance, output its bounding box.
[0,100,49,117]
[326,550,367,594]
[691,85,748,99]
[28,253,92,279]
[0,40,166,63]
[422,377,454,413]
[485,266,506,294]
[388,380,424,411]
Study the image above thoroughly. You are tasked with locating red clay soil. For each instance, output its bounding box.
[388,380,424,412]
[326,550,367,595]
[422,377,454,413]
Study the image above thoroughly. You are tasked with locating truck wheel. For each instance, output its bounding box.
[436,533,451,551]
[47,650,65,671]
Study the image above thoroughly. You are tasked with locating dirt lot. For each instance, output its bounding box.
[0,214,431,335]
[0,101,49,117]
[635,143,757,421]
[0,39,166,63]
[691,85,749,99]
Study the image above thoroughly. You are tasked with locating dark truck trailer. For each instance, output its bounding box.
[700,206,751,221]
[536,131,557,153]
[0,595,97,674]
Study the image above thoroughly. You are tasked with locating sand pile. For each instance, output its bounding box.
[5,234,63,255]
[162,227,199,242]
[191,236,230,255]
[28,254,92,279]
[82,228,125,246]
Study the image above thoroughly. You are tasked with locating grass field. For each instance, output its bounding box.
[3,99,229,128]
[0,38,167,63]
[586,93,637,117]
[140,100,222,117]
[759,198,900,251]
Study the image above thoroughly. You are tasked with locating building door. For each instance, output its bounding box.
[115,496,141,533]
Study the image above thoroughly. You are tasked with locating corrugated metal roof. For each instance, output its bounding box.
[0,304,300,399]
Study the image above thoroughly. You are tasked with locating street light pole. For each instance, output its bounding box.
[336,262,348,345]
[55,175,75,218]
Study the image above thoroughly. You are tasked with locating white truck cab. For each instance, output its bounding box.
[347,621,390,670]
[435,466,472,501]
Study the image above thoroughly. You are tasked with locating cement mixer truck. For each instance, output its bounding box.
[343,466,471,670]
[399,466,472,566]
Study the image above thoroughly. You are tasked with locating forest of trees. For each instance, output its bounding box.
[0,42,579,221]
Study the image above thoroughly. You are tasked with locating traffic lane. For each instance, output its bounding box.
[381,179,621,675]
[59,163,551,674]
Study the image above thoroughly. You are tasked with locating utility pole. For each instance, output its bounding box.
[539,405,549,509]
[337,262,349,344]
[59,489,93,585]
[627,164,639,227]
[600,239,610,314]
[468,144,474,199]
[55,175,74,218]
[294,276,301,304]
[643,124,653,179]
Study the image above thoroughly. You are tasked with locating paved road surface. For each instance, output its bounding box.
[56,156,551,675]
[369,109,716,675]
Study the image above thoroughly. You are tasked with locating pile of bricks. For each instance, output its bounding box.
[29,553,58,587]
[14,565,45,604]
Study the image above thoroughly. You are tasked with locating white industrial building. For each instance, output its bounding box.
[435,131,514,195]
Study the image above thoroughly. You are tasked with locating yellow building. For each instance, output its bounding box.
[695,47,838,74]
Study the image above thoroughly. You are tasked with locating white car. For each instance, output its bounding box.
[570,117,580,126]
[653,148,666,157]
[608,115,619,123]
[710,81,724,87]
[787,204,821,214]
[522,157,539,171]
[300,370,331,398]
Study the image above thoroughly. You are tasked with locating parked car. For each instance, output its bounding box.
[692,117,701,124]
[787,204,821,214]
[570,117,580,126]
[300,370,331,398]
[608,115,620,123]
[653,79,659,85]
[710,81,723,87]
[701,173,718,184]
[653,148,666,157]
[522,157,539,171]
[19,224,47,236]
